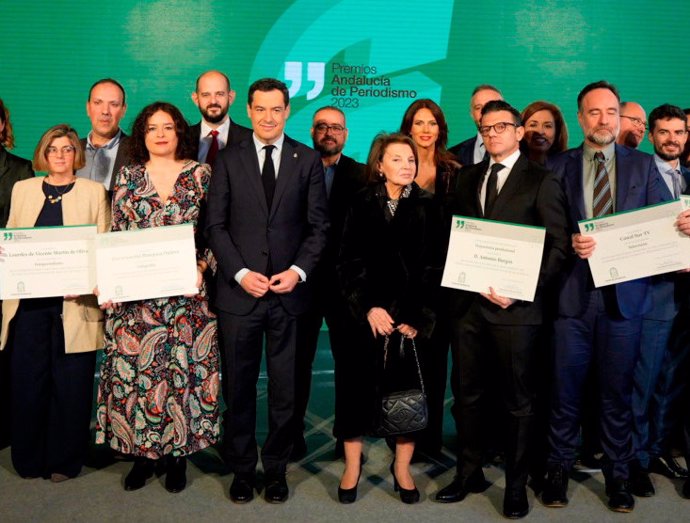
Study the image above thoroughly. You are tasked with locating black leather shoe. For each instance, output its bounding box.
[503,487,529,519]
[230,474,255,503]
[606,479,635,513]
[682,478,690,499]
[164,456,187,493]
[630,467,654,497]
[124,458,155,491]
[435,468,490,503]
[541,465,568,507]
[264,474,289,503]
[650,454,689,479]
[390,463,419,504]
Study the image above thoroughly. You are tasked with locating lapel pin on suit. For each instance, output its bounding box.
[293,153,298,158]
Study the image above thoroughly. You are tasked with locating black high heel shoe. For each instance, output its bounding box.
[165,456,187,493]
[338,468,362,504]
[124,457,155,491]
[390,462,420,504]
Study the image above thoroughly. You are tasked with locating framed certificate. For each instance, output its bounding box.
[0,225,97,299]
[95,224,198,304]
[441,216,546,302]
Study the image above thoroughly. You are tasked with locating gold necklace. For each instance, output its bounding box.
[45,180,74,204]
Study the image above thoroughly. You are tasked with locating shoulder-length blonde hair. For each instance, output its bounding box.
[33,124,85,172]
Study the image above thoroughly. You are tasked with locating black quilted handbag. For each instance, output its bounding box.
[374,334,428,437]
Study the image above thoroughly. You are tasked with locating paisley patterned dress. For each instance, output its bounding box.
[95,161,220,458]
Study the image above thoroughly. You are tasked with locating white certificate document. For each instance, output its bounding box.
[96,224,198,304]
[580,200,688,287]
[0,225,97,299]
[441,216,546,302]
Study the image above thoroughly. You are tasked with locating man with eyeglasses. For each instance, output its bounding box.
[448,84,504,165]
[629,104,690,496]
[289,106,366,460]
[190,70,251,167]
[437,100,569,519]
[617,101,647,149]
[76,78,131,192]
[542,81,665,513]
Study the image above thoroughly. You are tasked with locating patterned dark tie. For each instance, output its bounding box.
[593,151,613,217]
[484,163,504,217]
[262,145,276,208]
[206,130,220,167]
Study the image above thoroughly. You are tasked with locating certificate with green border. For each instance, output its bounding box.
[441,216,545,302]
[579,200,688,287]
[0,225,97,299]
[95,224,198,304]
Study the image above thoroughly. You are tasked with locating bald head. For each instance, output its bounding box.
[617,101,647,148]
[192,70,236,126]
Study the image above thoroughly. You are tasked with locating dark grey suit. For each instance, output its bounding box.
[189,119,252,164]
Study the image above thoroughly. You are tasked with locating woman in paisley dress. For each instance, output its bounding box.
[95,102,220,493]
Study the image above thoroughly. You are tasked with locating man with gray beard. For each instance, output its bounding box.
[542,81,665,513]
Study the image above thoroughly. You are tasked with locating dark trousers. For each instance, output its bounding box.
[295,295,356,440]
[9,298,96,478]
[548,290,641,480]
[451,301,539,491]
[633,317,675,467]
[218,295,297,476]
[415,315,449,455]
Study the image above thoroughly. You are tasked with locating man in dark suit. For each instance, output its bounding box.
[190,70,252,166]
[76,78,131,192]
[206,78,329,504]
[292,105,365,460]
[542,81,664,513]
[630,104,690,495]
[436,100,569,519]
[448,84,503,165]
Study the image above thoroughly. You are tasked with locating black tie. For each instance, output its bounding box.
[484,163,504,217]
[262,145,276,209]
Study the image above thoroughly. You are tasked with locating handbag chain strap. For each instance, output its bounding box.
[382,334,425,395]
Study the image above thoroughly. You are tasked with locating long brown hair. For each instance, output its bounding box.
[0,98,15,149]
[521,100,569,155]
[399,98,458,170]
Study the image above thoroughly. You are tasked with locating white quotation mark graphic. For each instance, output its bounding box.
[285,61,325,100]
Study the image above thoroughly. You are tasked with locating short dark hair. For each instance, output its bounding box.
[684,108,690,116]
[248,78,290,107]
[312,105,345,121]
[87,78,126,105]
[365,132,418,185]
[481,100,522,126]
[130,101,193,164]
[648,104,687,132]
[195,70,230,92]
[472,84,502,97]
[577,81,620,111]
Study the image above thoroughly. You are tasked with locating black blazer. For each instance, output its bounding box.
[0,147,34,228]
[448,135,477,166]
[78,132,132,192]
[205,134,330,316]
[338,182,443,338]
[189,119,253,163]
[444,153,569,325]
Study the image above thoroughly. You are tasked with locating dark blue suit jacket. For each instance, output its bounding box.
[548,144,664,319]
[645,163,690,321]
[448,136,477,166]
[205,134,329,316]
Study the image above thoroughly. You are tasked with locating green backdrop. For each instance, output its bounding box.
[1,0,688,162]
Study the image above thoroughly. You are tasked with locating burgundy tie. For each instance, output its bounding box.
[206,130,220,167]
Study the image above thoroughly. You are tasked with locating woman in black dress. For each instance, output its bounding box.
[336,133,442,504]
